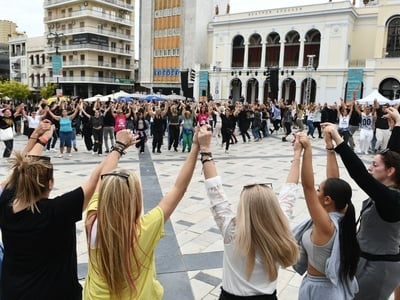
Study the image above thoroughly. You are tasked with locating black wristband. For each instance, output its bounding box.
[115,140,127,148]
[36,139,46,146]
[326,146,335,151]
[200,151,212,157]
[201,157,214,164]
[111,145,126,156]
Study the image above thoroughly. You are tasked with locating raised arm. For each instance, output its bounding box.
[299,133,334,238]
[157,127,200,222]
[322,124,340,178]
[46,106,61,121]
[279,133,302,219]
[83,130,138,210]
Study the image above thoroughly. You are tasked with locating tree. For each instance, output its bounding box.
[40,82,57,99]
[0,80,30,102]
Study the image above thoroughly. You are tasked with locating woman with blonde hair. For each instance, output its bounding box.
[84,127,201,299]
[197,124,298,299]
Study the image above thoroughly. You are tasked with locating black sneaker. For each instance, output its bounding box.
[105,150,110,153]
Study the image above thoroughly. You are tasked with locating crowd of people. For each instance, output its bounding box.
[0,95,399,299]
[1,95,397,159]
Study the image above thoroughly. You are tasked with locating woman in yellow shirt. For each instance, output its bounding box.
[84,129,201,299]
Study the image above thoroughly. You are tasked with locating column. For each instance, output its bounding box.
[260,41,266,68]
[243,42,249,69]
[259,79,264,103]
[298,38,305,68]
[279,40,285,69]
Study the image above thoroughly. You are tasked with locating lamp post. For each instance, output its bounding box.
[47,31,64,94]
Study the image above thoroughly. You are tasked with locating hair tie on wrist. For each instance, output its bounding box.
[115,141,127,148]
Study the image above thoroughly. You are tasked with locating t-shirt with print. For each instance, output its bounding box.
[84,193,165,300]
[0,187,84,300]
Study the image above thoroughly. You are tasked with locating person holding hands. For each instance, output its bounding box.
[198,124,298,299]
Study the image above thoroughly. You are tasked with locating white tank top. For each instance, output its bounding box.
[360,113,373,130]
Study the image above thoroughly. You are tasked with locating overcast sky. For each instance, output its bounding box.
[0,0,359,37]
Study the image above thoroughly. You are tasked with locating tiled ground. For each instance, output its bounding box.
[0,130,395,300]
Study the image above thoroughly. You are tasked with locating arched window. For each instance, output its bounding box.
[248,34,262,68]
[265,32,280,67]
[284,30,300,67]
[386,16,400,57]
[304,29,321,68]
[231,35,244,68]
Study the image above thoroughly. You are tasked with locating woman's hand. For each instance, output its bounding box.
[383,106,400,126]
[298,132,311,149]
[197,124,212,152]
[321,123,343,146]
[33,119,54,139]
[115,129,139,149]
[292,132,303,153]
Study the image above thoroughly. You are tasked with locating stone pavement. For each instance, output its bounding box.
[0,131,395,300]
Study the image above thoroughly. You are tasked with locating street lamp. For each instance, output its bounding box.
[47,31,64,93]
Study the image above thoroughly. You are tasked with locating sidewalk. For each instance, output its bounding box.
[0,132,394,299]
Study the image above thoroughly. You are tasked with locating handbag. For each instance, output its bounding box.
[0,127,14,141]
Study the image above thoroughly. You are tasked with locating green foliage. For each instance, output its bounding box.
[0,80,31,101]
[40,82,57,99]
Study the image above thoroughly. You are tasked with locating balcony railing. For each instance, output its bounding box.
[49,76,134,84]
[44,0,134,10]
[46,44,133,56]
[45,8,134,26]
[47,26,131,41]
[45,60,131,70]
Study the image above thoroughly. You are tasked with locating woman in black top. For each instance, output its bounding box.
[0,107,14,157]
[322,108,400,300]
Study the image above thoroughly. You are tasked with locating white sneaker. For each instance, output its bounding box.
[45,149,50,153]
[50,148,57,153]
[67,153,72,157]
[364,151,369,155]
[56,154,63,158]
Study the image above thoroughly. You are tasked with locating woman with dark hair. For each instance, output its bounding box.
[0,107,14,157]
[0,119,137,299]
[293,132,359,299]
[323,110,400,300]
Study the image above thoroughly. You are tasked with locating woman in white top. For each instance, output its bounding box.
[197,125,298,299]
[355,104,375,155]
[337,100,354,147]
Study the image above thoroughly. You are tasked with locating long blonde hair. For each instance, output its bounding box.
[94,169,143,299]
[235,185,299,281]
[7,152,53,212]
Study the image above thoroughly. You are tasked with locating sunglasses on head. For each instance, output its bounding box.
[101,172,130,184]
[242,182,273,190]
[379,148,390,155]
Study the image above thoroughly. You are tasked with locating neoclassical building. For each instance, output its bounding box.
[206,0,400,104]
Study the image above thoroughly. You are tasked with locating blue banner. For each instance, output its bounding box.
[52,54,62,76]
[199,70,209,97]
[346,68,363,101]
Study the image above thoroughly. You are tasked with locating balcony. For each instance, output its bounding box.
[46,26,132,41]
[45,59,131,70]
[44,8,134,26]
[49,75,135,85]
[44,0,134,11]
[46,43,133,56]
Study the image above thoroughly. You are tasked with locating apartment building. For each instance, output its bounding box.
[44,0,136,98]
[139,0,229,98]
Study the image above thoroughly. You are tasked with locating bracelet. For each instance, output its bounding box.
[111,145,126,156]
[326,146,335,152]
[36,138,46,147]
[115,140,127,149]
[201,157,214,164]
[200,151,212,157]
